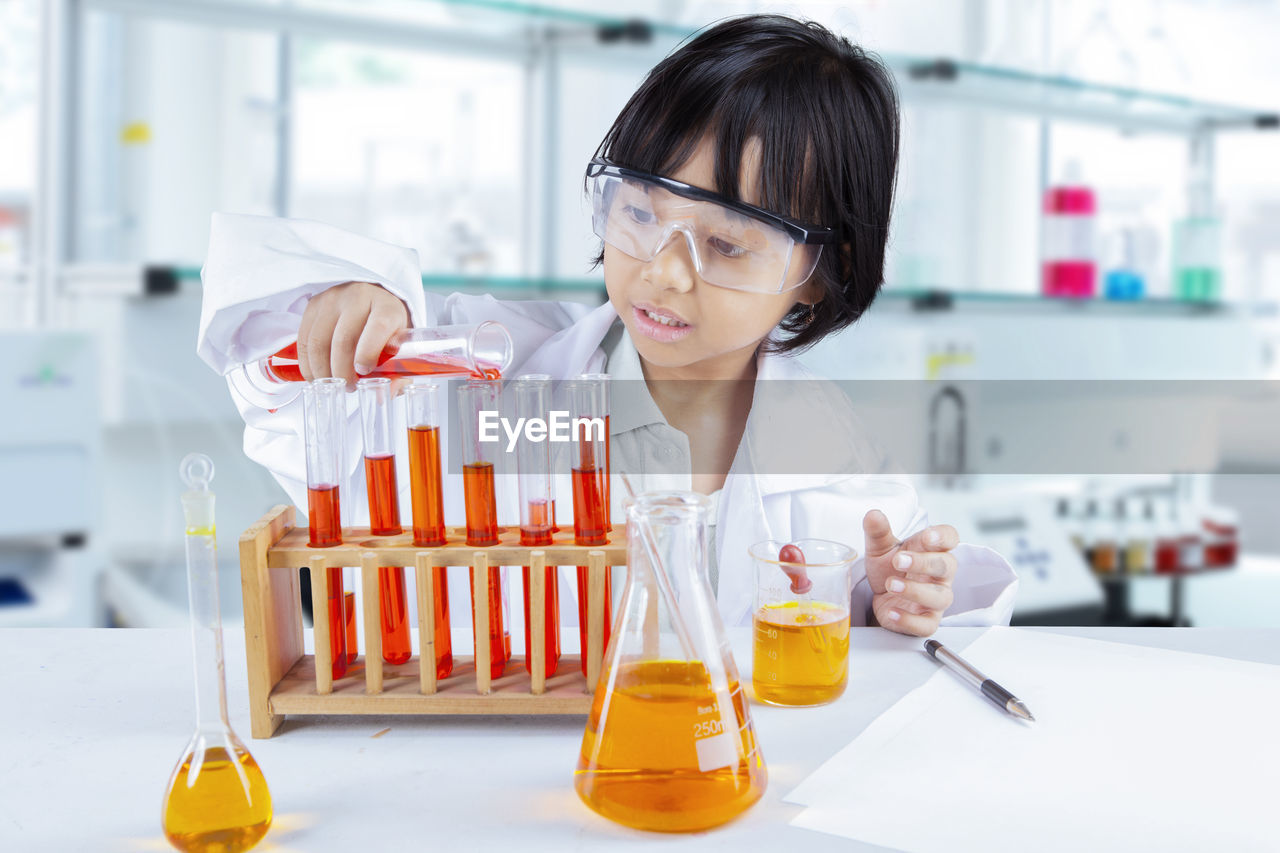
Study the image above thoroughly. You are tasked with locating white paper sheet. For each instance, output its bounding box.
[785,628,1280,852]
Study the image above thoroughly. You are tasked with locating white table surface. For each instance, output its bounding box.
[3,626,1277,852]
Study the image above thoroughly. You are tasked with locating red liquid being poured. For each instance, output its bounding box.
[265,341,501,382]
[365,453,410,666]
[522,498,560,677]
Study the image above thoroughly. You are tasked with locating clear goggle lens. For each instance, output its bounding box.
[590,173,823,294]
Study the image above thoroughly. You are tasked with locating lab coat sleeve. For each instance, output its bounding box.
[197,212,438,376]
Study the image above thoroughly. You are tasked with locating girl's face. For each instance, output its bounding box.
[604,136,820,377]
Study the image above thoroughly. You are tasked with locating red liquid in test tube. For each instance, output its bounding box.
[522,498,561,677]
[359,378,412,668]
[406,403,452,679]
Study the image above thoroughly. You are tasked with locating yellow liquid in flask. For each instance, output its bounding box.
[162,745,272,853]
[575,660,766,832]
[752,600,850,706]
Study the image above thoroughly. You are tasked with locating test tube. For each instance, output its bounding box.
[301,377,348,680]
[405,380,453,680]
[514,375,561,677]
[358,378,411,666]
[566,374,611,677]
[233,322,514,409]
[457,380,507,678]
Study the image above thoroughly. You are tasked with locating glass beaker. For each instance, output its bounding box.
[230,321,514,408]
[750,539,857,707]
[575,491,767,833]
[162,454,272,852]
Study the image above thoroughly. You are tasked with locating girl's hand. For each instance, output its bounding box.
[862,509,957,636]
[295,281,410,384]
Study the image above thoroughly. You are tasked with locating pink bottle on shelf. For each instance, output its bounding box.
[1042,162,1097,299]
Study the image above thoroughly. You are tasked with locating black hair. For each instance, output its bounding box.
[588,14,900,355]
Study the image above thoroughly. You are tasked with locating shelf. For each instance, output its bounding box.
[176,266,604,293]
[876,288,1277,317]
[884,54,1278,134]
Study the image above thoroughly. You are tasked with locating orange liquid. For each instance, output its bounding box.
[575,660,766,832]
[463,462,498,546]
[365,454,411,665]
[325,566,347,680]
[407,426,446,547]
[469,566,507,679]
[430,566,454,679]
[343,590,357,665]
[266,341,500,383]
[162,745,272,853]
[522,499,560,677]
[463,460,505,674]
[408,426,452,677]
[752,601,850,706]
[572,465,611,675]
[306,484,341,548]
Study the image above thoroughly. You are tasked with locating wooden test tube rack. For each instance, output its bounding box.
[239,505,625,738]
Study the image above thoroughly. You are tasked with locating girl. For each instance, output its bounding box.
[198,15,1016,636]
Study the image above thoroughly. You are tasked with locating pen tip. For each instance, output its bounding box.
[1010,700,1035,722]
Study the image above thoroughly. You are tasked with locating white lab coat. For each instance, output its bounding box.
[198,213,1017,641]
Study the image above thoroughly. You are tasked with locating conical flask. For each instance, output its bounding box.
[575,491,767,832]
[162,454,272,852]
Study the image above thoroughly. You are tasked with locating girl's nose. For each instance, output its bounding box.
[648,226,698,292]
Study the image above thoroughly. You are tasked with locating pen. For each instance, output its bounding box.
[923,639,1035,722]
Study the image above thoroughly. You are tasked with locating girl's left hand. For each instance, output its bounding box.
[862,509,957,636]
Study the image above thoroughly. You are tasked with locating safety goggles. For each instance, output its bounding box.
[586,158,837,294]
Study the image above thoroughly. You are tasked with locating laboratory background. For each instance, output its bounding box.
[3,0,1280,635]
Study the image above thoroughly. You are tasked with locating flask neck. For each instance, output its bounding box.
[185,534,231,731]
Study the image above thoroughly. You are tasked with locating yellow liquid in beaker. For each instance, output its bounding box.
[162,745,272,853]
[752,601,850,706]
[575,660,766,832]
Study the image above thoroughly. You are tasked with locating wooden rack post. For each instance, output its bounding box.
[239,505,625,737]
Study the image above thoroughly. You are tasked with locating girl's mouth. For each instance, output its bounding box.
[632,304,694,343]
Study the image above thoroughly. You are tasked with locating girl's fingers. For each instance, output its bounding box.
[862,509,901,559]
[300,304,340,381]
[882,576,954,612]
[873,594,940,637]
[890,550,957,583]
[901,524,959,554]
[353,298,408,377]
[329,296,373,385]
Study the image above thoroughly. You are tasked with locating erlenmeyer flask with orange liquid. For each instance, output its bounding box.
[229,321,514,409]
[162,455,272,852]
[575,491,766,833]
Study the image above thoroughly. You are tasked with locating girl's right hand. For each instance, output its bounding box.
[295,281,410,384]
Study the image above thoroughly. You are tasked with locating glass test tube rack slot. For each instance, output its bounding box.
[239,505,625,738]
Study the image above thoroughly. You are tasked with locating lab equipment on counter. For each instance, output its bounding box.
[302,377,348,679]
[567,374,613,678]
[458,379,508,679]
[514,375,562,678]
[751,539,856,706]
[405,380,453,679]
[575,491,766,832]
[1172,165,1222,302]
[230,322,514,408]
[358,378,411,666]
[163,454,272,852]
[1041,162,1097,299]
